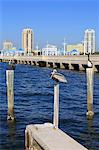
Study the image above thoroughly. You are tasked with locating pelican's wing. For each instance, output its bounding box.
[53,73,67,83]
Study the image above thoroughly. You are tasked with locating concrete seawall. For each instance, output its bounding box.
[0,55,99,72]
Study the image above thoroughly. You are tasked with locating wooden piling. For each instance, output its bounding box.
[86,68,94,119]
[54,82,59,128]
[6,70,14,120]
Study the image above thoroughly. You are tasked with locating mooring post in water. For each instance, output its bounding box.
[6,62,15,120]
[54,82,59,128]
[86,68,94,119]
[50,69,67,128]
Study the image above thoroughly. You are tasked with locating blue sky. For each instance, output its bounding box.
[0,0,99,50]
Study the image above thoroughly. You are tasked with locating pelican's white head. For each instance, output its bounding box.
[52,69,57,74]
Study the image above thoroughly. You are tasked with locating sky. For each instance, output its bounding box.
[0,0,99,50]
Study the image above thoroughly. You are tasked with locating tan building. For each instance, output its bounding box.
[67,43,84,54]
[3,41,13,50]
[22,28,34,54]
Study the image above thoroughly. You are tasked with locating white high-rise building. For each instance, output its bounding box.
[3,41,13,50]
[84,29,95,55]
[22,28,34,54]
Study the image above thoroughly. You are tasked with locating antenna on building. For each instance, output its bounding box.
[46,41,49,48]
[63,38,66,55]
[36,43,39,50]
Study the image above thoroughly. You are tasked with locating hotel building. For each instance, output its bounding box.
[22,28,34,54]
[84,29,95,55]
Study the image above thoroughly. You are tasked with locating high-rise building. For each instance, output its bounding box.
[84,29,95,55]
[22,28,34,54]
[3,41,13,50]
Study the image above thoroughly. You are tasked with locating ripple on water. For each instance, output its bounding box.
[0,63,99,150]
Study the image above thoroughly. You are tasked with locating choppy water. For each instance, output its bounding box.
[0,62,99,150]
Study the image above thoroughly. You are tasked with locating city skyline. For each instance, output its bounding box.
[0,0,99,51]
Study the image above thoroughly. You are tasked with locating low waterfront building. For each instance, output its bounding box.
[3,41,13,50]
[67,43,84,54]
[0,49,24,56]
[42,44,59,56]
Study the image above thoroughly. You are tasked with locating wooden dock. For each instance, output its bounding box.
[25,123,88,150]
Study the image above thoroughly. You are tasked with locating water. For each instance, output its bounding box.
[0,62,99,150]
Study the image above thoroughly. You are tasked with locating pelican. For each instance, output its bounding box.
[50,69,67,83]
[8,61,15,70]
[87,53,93,68]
